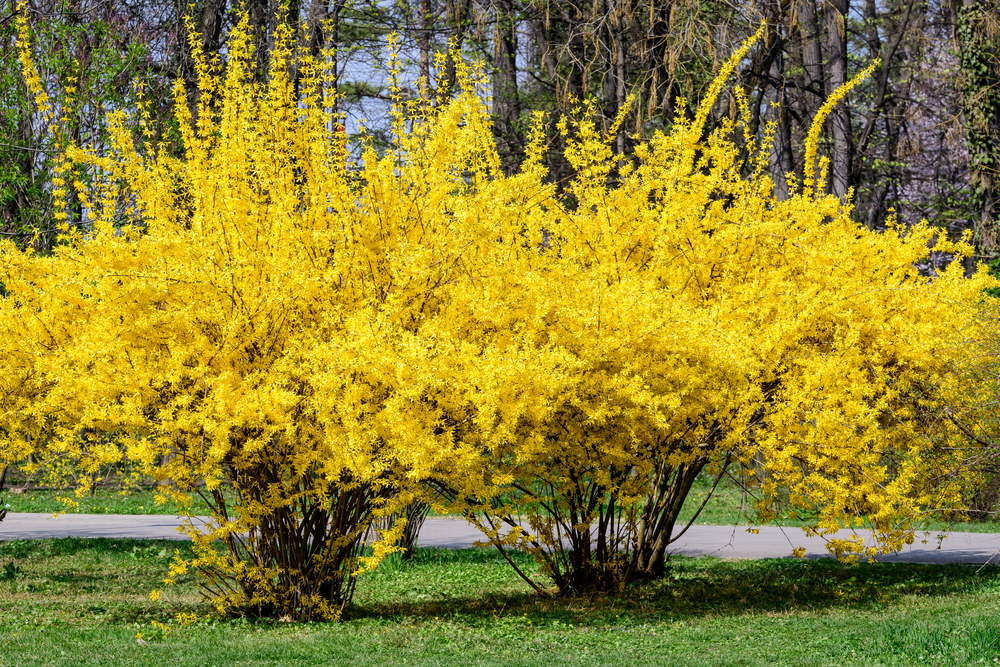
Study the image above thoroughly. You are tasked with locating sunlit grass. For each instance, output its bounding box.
[0,539,998,665]
[2,487,214,516]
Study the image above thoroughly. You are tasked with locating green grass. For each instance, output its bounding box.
[1,487,215,516]
[675,475,757,526]
[0,464,225,515]
[1,538,999,665]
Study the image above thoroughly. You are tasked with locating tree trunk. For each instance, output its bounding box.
[826,0,853,198]
[419,0,434,97]
[764,0,793,200]
[442,0,469,93]
[798,0,826,106]
[174,0,228,117]
[646,0,684,125]
[957,0,1000,259]
[492,0,522,174]
[855,0,916,229]
[792,0,825,195]
[609,0,628,158]
[246,0,275,77]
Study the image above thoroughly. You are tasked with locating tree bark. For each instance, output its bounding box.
[442,0,470,93]
[174,0,228,119]
[957,0,1000,258]
[492,0,522,173]
[826,0,854,198]
[764,0,793,200]
[645,0,684,125]
[419,0,434,97]
[246,0,275,77]
[855,0,916,229]
[607,0,629,158]
[798,0,826,108]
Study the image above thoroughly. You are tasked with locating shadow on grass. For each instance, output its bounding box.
[5,539,999,630]
[348,547,1000,626]
[0,537,199,614]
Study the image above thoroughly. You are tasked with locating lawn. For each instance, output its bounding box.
[0,538,998,666]
[1,486,217,516]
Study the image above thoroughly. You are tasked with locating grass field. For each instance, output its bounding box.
[0,538,998,666]
[1,486,216,516]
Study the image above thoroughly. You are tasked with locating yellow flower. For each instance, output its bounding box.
[5,3,992,615]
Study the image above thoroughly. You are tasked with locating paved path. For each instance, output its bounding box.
[2,513,998,565]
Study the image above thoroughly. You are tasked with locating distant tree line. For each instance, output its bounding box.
[1,0,998,260]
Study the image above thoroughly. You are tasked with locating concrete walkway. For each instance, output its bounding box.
[2,513,998,565]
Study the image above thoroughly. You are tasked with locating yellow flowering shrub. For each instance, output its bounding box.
[925,299,1000,522]
[429,40,995,592]
[1,7,993,611]
[2,11,519,619]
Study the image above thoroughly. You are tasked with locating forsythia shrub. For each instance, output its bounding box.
[414,44,990,593]
[0,6,993,613]
[429,40,997,592]
[3,10,521,619]
[930,300,1000,521]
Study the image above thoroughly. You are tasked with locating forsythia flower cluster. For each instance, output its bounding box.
[1,11,992,613]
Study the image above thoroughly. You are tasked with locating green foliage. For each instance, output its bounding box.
[986,258,1000,298]
[1,487,217,515]
[0,562,19,581]
[0,0,166,251]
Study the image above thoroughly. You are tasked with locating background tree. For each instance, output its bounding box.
[955,0,1000,260]
[6,0,996,253]
[1,0,169,251]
